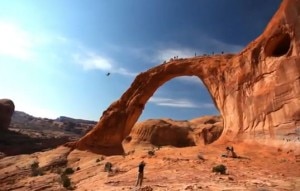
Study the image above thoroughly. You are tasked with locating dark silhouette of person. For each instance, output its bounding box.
[136,161,146,187]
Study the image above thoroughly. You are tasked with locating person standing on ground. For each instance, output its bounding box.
[136,161,146,187]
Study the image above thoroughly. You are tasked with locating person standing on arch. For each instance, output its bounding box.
[136,161,146,187]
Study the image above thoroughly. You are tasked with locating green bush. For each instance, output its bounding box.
[31,161,39,169]
[64,167,74,175]
[61,174,71,188]
[148,150,155,156]
[212,164,227,175]
[104,162,112,172]
[30,161,43,176]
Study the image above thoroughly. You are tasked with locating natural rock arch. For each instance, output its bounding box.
[69,0,300,155]
[72,57,231,155]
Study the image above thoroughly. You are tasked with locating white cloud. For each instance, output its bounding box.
[72,48,139,77]
[149,96,214,109]
[115,67,138,77]
[73,51,113,71]
[0,21,33,60]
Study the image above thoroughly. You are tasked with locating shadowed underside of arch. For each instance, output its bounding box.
[68,0,300,155]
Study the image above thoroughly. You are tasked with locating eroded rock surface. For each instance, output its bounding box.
[190,116,223,145]
[124,119,195,148]
[0,99,15,131]
[71,0,300,155]
[0,146,71,191]
[123,116,223,151]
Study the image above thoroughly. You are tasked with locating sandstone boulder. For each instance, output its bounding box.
[123,116,224,151]
[123,119,195,148]
[70,0,300,155]
[190,116,223,145]
[0,99,15,131]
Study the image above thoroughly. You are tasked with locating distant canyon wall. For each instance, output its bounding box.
[70,0,300,155]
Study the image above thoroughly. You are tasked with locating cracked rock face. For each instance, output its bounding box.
[71,0,300,155]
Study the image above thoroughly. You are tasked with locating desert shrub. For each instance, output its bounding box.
[96,158,101,163]
[30,161,43,176]
[31,161,39,169]
[148,150,155,156]
[61,174,71,188]
[104,162,113,172]
[212,164,227,175]
[76,167,80,171]
[64,167,74,175]
[56,168,73,189]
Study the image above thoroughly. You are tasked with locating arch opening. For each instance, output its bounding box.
[123,76,223,149]
[264,33,291,57]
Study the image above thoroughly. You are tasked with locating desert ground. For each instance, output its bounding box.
[1,114,299,191]
[1,140,299,191]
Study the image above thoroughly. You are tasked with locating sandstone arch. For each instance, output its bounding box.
[70,0,300,155]
[73,57,231,155]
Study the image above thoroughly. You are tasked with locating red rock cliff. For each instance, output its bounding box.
[70,0,300,155]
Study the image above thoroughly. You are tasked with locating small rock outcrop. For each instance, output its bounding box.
[0,99,15,131]
[190,116,223,145]
[123,119,196,148]
[70,0,300,155]
[123,116,224,150]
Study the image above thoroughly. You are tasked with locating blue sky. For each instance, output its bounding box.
[0,0,281,121]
